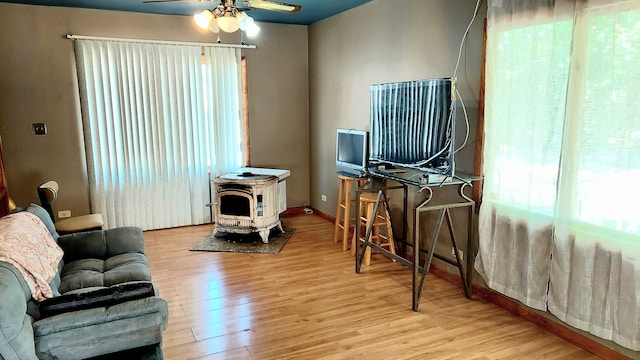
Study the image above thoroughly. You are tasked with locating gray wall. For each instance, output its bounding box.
[243,22,309,207]
[308,0,485,258]
[309,0,484,215]
[0,3,309,218]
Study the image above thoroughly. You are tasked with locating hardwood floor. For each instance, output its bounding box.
[143,214,599,360]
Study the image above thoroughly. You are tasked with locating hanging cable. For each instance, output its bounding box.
[453,0,483,79]
[451,0,483,156]
[454,88,470,154]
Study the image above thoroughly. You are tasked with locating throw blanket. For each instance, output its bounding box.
[0,212,63,301]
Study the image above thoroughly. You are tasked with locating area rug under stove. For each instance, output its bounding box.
[190,227,295,254]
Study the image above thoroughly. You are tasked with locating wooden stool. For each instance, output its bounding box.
[333,175,368,251]
[351,192,396,265]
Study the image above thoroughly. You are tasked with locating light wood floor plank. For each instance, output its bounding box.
[144,214,599,360]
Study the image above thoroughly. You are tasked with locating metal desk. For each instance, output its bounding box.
[354,168,479,311]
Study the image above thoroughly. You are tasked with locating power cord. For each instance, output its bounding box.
[453,0,484,80]
[452,0,483,155]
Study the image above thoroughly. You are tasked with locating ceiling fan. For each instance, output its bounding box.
[142,0,301,34]
[142,0,301,13]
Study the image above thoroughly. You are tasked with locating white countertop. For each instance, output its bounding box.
[238,167,290,181]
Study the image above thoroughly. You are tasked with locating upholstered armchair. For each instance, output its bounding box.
[37,180,104,234]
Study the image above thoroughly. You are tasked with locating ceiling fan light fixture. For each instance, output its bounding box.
[245,22,260,37]
[237,11,257,31]
[236,11,249,30]
[209,20,220,33]
[194,9,213,30]
[217,14,240,33]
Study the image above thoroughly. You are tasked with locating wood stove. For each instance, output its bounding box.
[213,172,283,243]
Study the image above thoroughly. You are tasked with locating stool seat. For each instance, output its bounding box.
[333,175,368,251]
[56,214,104,234]
[352,191,396,265]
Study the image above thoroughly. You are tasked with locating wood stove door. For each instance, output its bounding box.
[217,189,254,219]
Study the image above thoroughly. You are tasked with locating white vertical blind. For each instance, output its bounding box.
[203,46,244,177]
[74,40,244,230]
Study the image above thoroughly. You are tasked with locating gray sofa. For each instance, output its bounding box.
[0,204,168,360]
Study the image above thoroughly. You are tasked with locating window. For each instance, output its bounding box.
[486,5,640,235]
[74,40,246,230]
[568,7,640,235]
[478,1,640,350]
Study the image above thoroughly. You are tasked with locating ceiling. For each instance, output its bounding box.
[0,0,373,25]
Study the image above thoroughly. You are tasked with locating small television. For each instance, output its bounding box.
[336,128,368,177]
[369,78,456,176]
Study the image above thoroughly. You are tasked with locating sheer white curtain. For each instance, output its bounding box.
[476,0,640,350]
[475,0,575,311]
[74,40,244,230]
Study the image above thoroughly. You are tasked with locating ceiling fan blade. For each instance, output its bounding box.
[142,0,209,4]
[246,0,301,13]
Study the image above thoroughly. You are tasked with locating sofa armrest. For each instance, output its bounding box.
[33,296,169,337]
[0,263,38,360]
[33,296,168,360]
[58,227,145,262]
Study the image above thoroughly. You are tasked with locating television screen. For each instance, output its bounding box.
[369,78,455,176]
[336,128,368,177]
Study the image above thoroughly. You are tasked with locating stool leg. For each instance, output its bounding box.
[364,202,374,266]
[351,225,357,257]
[342,181,352,251]
[333,179,345,244]
[384,201,396,260]
[351,198,365,257]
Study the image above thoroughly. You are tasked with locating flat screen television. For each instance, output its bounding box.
[336,128,368,177]
[369,78,456,177]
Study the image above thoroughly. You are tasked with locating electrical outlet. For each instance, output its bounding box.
[58,210,71,218]
[32,123,47,135]
[321,195,327,202]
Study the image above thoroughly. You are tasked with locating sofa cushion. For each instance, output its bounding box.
[59,253,151,294]
[58,227,145,262]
